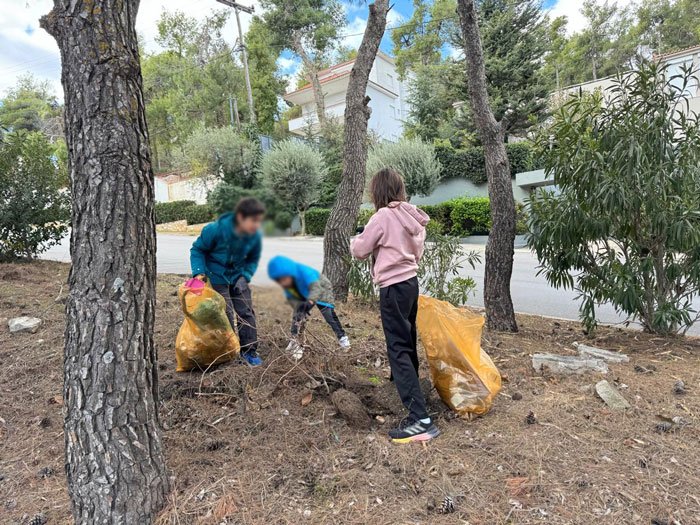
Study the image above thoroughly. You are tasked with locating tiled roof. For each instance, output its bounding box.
[655,44,700,60]
[285,70,352,97]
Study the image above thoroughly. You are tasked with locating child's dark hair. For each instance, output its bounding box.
[368,168,407,210]
[235,197,266,218]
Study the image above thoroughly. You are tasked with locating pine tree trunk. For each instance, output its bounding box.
[457,0,518,332]
[40,1,170,522]
[292,33,327,128]
[323,0,389,300]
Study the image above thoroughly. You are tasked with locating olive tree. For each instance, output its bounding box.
[528,61,700,335]
[261,140,325,235]
[366,138,442,199]
[180,126,257,187]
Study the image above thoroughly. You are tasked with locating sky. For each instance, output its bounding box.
[0,0,632,99]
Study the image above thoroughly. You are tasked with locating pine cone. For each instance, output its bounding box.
[439,495,455,514]
[27,514,47,525]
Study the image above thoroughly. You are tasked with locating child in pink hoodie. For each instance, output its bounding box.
[351,168,439,444]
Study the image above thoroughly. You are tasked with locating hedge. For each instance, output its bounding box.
[184,204,215,225]
[449,197,491,236]
[155,200,197,224]
[306,208,331,236]
[304,198,528,237]
[155,200,215,225]
[435,142,541,184]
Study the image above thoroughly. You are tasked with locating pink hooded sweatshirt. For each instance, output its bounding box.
[350,201,430,288]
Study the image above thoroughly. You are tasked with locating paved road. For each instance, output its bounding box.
[42,233,700,335]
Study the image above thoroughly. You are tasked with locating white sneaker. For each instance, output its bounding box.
[338,336,351,349]
[286,339,304,360]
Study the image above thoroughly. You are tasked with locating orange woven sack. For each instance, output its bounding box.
[416,295,501,416]
[175,280,240,372]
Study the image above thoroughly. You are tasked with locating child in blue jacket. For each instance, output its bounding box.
[191,198,265,366]
[268,255,350,359]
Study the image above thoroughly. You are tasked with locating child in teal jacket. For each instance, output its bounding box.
[268,255,350,359]
[191,198,265,366]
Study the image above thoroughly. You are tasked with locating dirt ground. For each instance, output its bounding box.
[1,261,699,525]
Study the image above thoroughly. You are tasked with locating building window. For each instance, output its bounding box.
[386,72,394,88]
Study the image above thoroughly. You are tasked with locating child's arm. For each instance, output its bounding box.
[350,216,383,260]
[190,223,216,277]
[241,234,262,282]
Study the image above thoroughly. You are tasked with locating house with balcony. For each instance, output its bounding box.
[517,44,700,193]
[283,51,411,141]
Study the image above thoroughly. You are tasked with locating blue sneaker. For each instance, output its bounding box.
[240,350,263,367]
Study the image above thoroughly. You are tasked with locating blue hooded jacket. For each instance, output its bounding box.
[267,255,332,307]
[190,212,262,285]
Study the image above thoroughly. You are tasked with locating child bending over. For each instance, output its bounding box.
[268,255,350,359]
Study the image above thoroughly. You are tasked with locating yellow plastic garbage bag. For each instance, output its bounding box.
[416,295,501,416]
[175,280,240,372]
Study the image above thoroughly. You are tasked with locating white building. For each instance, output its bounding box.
[283,51,411,141]
[154,173,217,204]
[519,45,700,192]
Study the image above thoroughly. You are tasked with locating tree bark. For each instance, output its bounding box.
[457,0,518,332]
[292,32,327,128]
[323,0,389,300]
[40,1,170,522]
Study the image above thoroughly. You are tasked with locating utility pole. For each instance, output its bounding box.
[216,0,256,125]
[228,95,241,131]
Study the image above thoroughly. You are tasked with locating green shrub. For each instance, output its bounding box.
[357,208,375,227]
[349,227,481,306]
[366,138,442,198]
[274,210,293,230]
[449,197,491,236]
[529,62,700,334]
[0,131,70,260]
[207,183,254,215]
[435,142,541,183]
[418,202,452,234]
[515,202,528,235]
[179,126,257,187]
[184,204,215,225]
[305,207,375,236]
[435,144,486,183]
[155,200,197,224]
[305,208,331,236]
[261,140,325,235]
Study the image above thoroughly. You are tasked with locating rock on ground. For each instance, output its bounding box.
[8,317,42,334]
[532,353,609,375]
[574,342,630,363]
[331,389,372,428]
[595,380,631,411]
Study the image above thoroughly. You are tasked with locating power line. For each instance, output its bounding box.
[0,13,463,79]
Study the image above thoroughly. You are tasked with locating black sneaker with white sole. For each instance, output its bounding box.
[389,420,440,443]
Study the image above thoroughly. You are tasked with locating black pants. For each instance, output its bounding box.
[213,278,257,354]
[291,302,346,339]
[379,276,429,422]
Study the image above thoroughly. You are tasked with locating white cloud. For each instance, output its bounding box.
[276,56,298,73]
[548,0,635,35]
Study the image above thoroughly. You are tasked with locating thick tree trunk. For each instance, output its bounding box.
[323,0,389,300]
[292,33,327,128]
[40,1,169,522]
[457,0,518,332]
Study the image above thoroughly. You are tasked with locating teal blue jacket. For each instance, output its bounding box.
[190,213,262,285]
